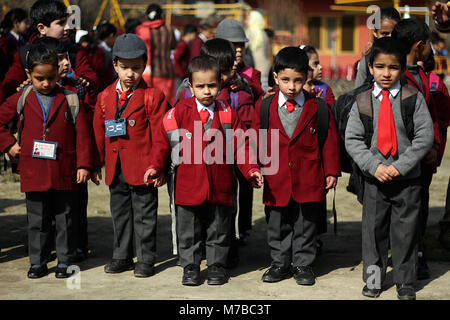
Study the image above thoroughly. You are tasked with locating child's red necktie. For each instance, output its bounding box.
[377,89,397,156]
[285,99,296,113]
[118,88,133,106]
[199,109,210,125]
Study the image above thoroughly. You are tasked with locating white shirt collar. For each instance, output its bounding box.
[9,31,20,41]
[199,33,208,43]
[98,40,112,52]
[373,81,401,101]
[195,98,215,120]
[116,80,140,96]
[278,91,305,110]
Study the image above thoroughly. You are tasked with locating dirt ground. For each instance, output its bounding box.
[1,81,449,300]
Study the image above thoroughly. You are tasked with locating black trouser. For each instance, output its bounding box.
[177,202,232,268]
[109,162,158,264]
[265,198,318,268]
[232,165,254,236]
[362,179,421,286]
[73,182,88,252]
[25,190,75,266]
[418,169,433,253]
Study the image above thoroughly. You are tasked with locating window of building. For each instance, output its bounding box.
[307,15,356,53]
[308,16,321,49]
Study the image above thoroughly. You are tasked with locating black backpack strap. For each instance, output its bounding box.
[356,89,374,148]
[315,97,329,151]
[400,84,418,142]
[67,42,78,69]
[260,94,274,130]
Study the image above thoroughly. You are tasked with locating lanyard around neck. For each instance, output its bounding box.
[35,93,53,140]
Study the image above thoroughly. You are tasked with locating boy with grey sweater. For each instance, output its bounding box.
[345,37,434,300]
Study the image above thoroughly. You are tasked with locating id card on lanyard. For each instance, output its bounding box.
[105,93,131,138]
[32,93,58,160]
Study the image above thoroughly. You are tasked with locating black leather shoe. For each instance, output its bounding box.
[182,264,201,286]
[362,285,381,298]
[27,264,48,279]
[261,266,291,283]
[293,266,316,286]
[417,256,430,280]
[134,262,155,278]
[55,264,73,279]
[104,259,134,274]
[207,264,228,285]
[396,284,416,300]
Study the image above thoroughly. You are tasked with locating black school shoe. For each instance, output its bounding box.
[27,264,48,279]
[55,263,74,279]
[207,264,228,285]
[293,266,316,286]
[362,285,382,298]
[182,264,201,286]
[104,258,134,274]
[261,266,292,283]
[134,262,155,278]
[396,284,416,300]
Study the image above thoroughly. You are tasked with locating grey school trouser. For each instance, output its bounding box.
[362,179,421,286]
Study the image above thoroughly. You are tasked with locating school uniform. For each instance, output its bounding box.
[345,81,434,285]
[237,64,265,102]
[93,79,167,265]
[0,86,93,266]
[252,90,340,269]
[148,97,260,268]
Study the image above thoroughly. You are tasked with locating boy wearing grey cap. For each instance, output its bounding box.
[92,34,169,278]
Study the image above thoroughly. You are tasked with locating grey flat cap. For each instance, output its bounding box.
[215,19,248,43]
[112,33,147,60]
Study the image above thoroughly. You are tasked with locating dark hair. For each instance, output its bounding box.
[379,7,401,23]
[188,55,220,84]
[0,8,28,35]
[96,21,117,41]
[146,4,162,21]
[392,18,430,53]
[26,42,58,71]
[183,24,197,36]
[125,18,141,34]
[200,38,235,72]
[369,37,407,69]
[273,46,310,74]
[34,36,67,54]
[301,45,318,59]
[30,0,68,28]
[423,50,435,73]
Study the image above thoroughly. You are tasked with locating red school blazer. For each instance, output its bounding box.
[252,90,341,207]
[93,79,168,186]
[0,86,93,193]
[148,97,260,207]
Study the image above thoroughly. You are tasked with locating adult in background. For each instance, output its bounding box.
[245,10,271,91]
[188,17,216,62]
[174,24,197,90]
[136,3,177,105]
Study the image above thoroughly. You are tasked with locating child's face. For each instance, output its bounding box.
[303,69,315,94]
[234,42,246,67]
[368,53,403,90]
[308,52,323,81]
[37,17,69,41]
[183,32,197,43]
[14,19,30,35]
[58,52,70,78]
[274,68,307,100]
[26,64,59,95]
[104,33,117,49]
[189,70,220,106]
[373,18,397,39]
[113,57,146,90]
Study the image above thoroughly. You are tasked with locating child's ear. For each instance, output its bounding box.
[36,23,46,36]
[368,63,374,76]
[273,72,279,86]
[25,69,31,80]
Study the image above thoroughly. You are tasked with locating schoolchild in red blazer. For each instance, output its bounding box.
[0,43,93,279]
[92,34,168,278]
[145,55,263,286]
[252,47,340,286]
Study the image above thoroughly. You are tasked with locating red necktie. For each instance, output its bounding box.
[118,88,133,106]
[285,99,296,113]
[377,89,397,156]
[199,109,210,125]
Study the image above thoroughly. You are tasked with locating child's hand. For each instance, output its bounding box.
[432,1,450,24]
[16,79,31,91]
[263,87,276,99]
[374,164,392,183]
[153,171,167,188]
[7,142,21,158]
[386,165,400,178]
[144,168,159,186]
[325,176,337,190]
[230,78,244,92]
[91,170,102,185]
[76,76,90,88]
[314,87,324,99]
[249,170,264,188]
[362,42,373,56]
[77,168,90,184]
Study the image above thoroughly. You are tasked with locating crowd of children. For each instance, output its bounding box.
[0,1,449,301]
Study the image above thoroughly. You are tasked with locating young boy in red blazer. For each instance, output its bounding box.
[0,43,93,279]
[252,47,341,286]
[144,55,263,286]
[92,34,168,278]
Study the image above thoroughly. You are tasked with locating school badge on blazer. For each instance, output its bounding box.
[129,119,136,127]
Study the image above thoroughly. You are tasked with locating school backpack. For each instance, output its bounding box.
[16,85,80,145]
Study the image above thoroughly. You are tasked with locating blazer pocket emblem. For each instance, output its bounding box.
[128,120,136,127]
